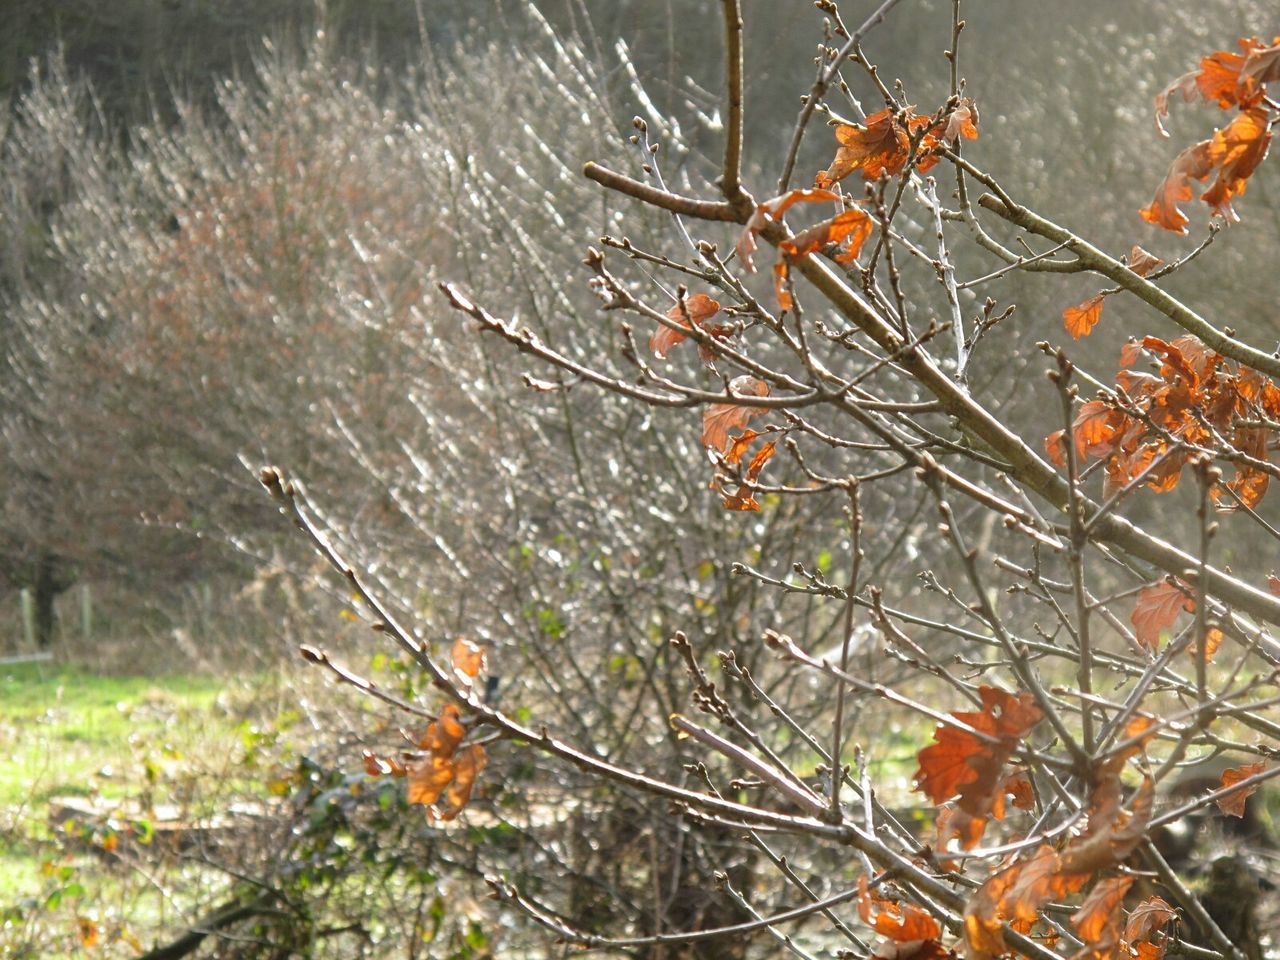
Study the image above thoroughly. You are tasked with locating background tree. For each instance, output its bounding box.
[3,2,1280,958]
[269,3,1280,960]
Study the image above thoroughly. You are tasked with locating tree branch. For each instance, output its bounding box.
[583,161,741,221]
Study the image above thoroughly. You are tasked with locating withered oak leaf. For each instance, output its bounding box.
[451,637,487,683]
[816,108,944,188]
[1127,245,1164,277]
[1071,876,1135,957]
[736,188,840,273]
[772,207,874,311]
[1215,761,1268,817]
[720,439,777,512]
[1197,627,1224,663]
[1063,294,1107,340]
[942,99,980,143]
[1060,247,1161,339]
[1143,104,1273,232]
[650,293,725,360]
[406,703,487,821]
[1050,335,1279,509]
[1141,140,1214,233]
[914,686,1042,849]
[702,376,771,453]
[1070,875,1141,957]
[1131,579,1193,650]
[1201,106,1272,224]
[1059,775,1154,879]
[1123,897,1178,959]
[856,876,942,943]
[963,777,1154,958]
[781,207,874,265]
[773,260,793,312]
[1155,37,1280,135]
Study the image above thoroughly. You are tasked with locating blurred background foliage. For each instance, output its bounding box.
[0,0,1277,957]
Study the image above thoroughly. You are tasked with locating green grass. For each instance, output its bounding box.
[0,661,303,941]
[0,663,228,810]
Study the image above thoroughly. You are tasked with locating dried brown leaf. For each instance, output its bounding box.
[451,637,487,682]
[1131,580,1193,650]
[915,686,1043,849]
[1063,294,1108,340]
[1071,876,1134,956]
[736,189,840,273]
[1127,245,1164,277]
[856,876,942,942]
[702,377,770,453]
[1140,140,1213,234]
[1215,761,1267,817]
[650,293,722,359]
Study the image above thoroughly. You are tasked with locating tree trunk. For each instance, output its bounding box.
[33,549,60,648]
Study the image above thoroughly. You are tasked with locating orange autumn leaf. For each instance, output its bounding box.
[1218,427,1270,509]
[1131,579,1193,649]
[1197,41,1268,108]
[963,845,1062,957]
[1072,400,1123,460]
[1269,574,1280,596]
[736,188,840,273]
[770,207,874,312]
[451,637,487,682]
[1144,66,1273,232]
[650,293,723,359]
[1056,335,1278,509]
[1072,876,1134,955]
[702,376,770,453]
[737,189,873,312]
[818,110,909,186]
[1215,761,1267,817]
[817,108,945,188]
[721,439,777,512]
[407,703,486,820]
[1061,247,1160,339]
[1155,38,1280,134]
[438,743,487,820]
[915,686,1043,849]
[773,260,793,312]
[964,776,1154,958]
[1201,107,1272,223]
[943,98,980,143]
[1045,428,1067,468]
[1003,770,1036,811]
[723,429,763,466]
[77,917,100,949]
[1123,897,1178,955]
[407,754,457,806]
[1064,294,1107,340]
[1241,40,1280,94]
[362,749,407,778]
[1141,140,1214,233]
[856,876,942,942]
[1127,245,1164,277]
[1197,627,1224,663]
[781,207,874,265]
[1115,715,1159,762]
[420,703,466,756]
[1060,775,1154,878]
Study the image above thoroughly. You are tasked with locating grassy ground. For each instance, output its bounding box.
[0,663,227,810]
[0,660,300,956]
